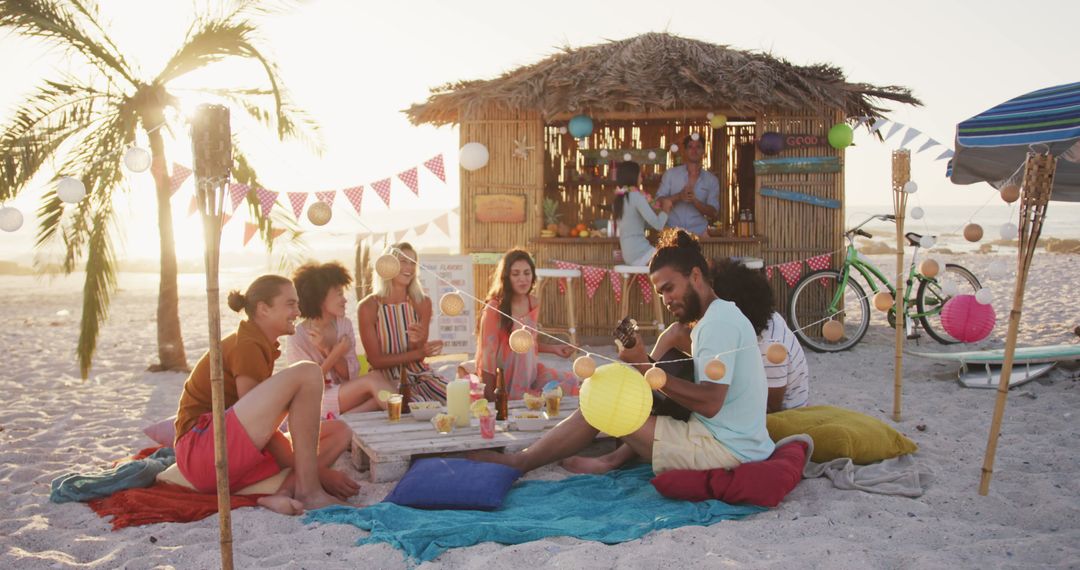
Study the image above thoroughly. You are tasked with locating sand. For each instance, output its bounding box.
[2,253,1079,569]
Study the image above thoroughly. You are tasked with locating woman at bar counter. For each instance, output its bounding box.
[476,249,579,400]
[614,161,673,266]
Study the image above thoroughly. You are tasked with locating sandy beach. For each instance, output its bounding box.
[2,252,1079,569]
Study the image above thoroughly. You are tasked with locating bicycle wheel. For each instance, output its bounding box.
[917,263,982,344]
[788,269,870,352]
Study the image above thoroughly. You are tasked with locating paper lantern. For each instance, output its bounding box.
[374,254,401,280]
[439,292,465,316]
[765,343,787,364]
[647,151,657,160]
[822,319,844,342]
[873,291,894,312]
[568,115,594,139]
[827,123,854,149]
[1000,222,1018,240]
[704,358,726,381]
[940,294,996,343]
[919,258,940,278]
[573,355,597,379]
[757,132,785,155]
[903,181,918,194]
[509,328,533,354]
[599,149,609,158]
[0,206,23,232]
[307,201,332,225]
[123,146,151,173]
[963,223,983,242]
[710,114,728,129]
[57,177,86,203]
[669,144,679,153]
[623,153,632,161]
[975,288,993,305]
[1000,184,1020,204]
[920,235,936,249]
[459,142,490,171]
[578,363,652,437]
[910,206,924,220]
[644,366,667,390]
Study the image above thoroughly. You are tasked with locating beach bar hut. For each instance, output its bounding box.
[407,33,918,339]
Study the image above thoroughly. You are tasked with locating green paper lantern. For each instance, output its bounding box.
[828,123,854,149]
[710,114,728,129]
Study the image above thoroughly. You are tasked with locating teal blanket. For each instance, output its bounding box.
[304,465,766,562]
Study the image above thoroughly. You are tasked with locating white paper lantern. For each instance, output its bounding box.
[0,206,24,232]
[57,177,86,204]
[599,149,608,158]
[644,366,667,390]
[909,206,924,220]
[988,260,1008,278]
[459,142,490,171]
[999,222,1018,240]
[670,144,679,153]
[920,235,936,249]
[706,112,715,119]
[647,151,657,160]
[558,126,568,134]
[623,153,632,161]
[573,355,597,379]
[941,280,960,297]
[122,146,151,173]
[704,358,726,380]
[975,288,993,305]
[903,181,918,194]
[374,254,401,280]
[690,133,700,141]
[307,201,332,225]
[439,292,465,316]
[509,328,533,354]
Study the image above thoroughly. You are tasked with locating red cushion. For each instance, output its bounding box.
[651,440,807,507]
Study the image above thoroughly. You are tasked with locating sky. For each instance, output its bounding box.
[0,0,1077,266]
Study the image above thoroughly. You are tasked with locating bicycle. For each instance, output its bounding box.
[787,214,982,353]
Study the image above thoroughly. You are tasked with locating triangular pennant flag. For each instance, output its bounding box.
[806,253,831,272]
[423,154,446,182]
[342,186,364,214]
[936,148,955,161]
[851,116,870,129]
[553,260,578,295]
[397,167,419,195]
[917,138,941,153]
[187,195,198,217]
[766,266,774,281]
[582,265,606,300]
[270,228,286,240]
[229,183,250,211]
[451,206,460,216]
[433,213,451,237]
[884,122,904,141]
[315,190,337,207]
[899,127,922,149]
[286,192,308,219]
[255,187,277,217]
[243,222,259,246]
[636,274,653,304]
[221,211,231,226]
[608,269,623,304]
[169,163,193,197]
[868,119,888,136]
[393,229,407,243]
[372,178,392,206]
[779,261,802,288]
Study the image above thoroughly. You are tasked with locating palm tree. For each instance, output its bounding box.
[0,0,318,378]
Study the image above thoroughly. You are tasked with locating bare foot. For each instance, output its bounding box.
[561,455,618,474]
[321,468,360,500]
[297,489,348,511]
[257,495,305,516]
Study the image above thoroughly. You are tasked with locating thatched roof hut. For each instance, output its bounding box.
[406,32,920,125]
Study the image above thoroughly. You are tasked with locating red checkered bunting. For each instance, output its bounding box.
[581,265,606,300]
[342,186,364,214]
[287,192,308,219]
[424,154,446,182]
[553,260,578,294]
[636,274,654,303]
[243,222,258,246]
[779,261,802,288]
[270,228,286,240]
[397,167,419,195]
[608,270,623,304]
[766,266,774,281]
[187,195,198,217]
[315,190,336,207]
[255,187,278,217]
[229,183,250,211]
[806,253,831,272]
[372,178,392,206]
[169,163,192,196]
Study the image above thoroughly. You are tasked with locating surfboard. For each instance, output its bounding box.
[906,344,1080,389]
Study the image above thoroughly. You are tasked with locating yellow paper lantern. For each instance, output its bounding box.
[822,319,844,342]
[873,291,894,312]
[578,363,652,437]
[710,114,728,129]
[919,258,940,278]
[963,223,983,242]
[509,328,533,353]
[374,254,401,280]
[573,355,597,379]
[644,366,667,390]
[307,201,332,225]
[704,358,726,381]
[765,343,787,365]
[439,292,465,316]
[1000,184,1020,204]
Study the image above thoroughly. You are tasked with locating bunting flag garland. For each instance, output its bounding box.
[343,186,364,214]
[169,163,192,196]
[582,265,606,300]
[423,154,446,182]
[187,195,198,217]
[287,192,308,219]
[229,183,249,211]
[884,122,904,141]
[393,229,407,243]
[778,261,802,288]
[398,167,420,195]
[243,222,258,246]
[315,190,337,207]
[766,266,774,281]
[372,178,392,206]
[432,213,451,237]
[936,148,955,160]
[255,187,278,217]
[917,138,940,153]
[270,228,286,240]
[636,274,654,303]
[553,260,577,294]
[868,119,888,136]
[608,270,623,304]
[221,211,231,226]
[806,253,831,272]
[900,127,922,149]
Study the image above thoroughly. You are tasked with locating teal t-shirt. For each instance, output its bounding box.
[689,299,775,462]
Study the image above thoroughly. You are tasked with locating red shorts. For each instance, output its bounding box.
[175,408,281,493]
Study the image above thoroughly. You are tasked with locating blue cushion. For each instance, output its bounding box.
[384,458,522,511]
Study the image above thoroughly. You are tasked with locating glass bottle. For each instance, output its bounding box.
[494,368,509,421]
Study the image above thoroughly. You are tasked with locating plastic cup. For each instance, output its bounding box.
[387,394,403,422]
[433,413,456,434]
[544,394,561,417]
[479,414,496,439]
[523,392,543,411]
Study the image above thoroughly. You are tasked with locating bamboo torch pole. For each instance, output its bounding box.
[191,104,234,569]
[891,150,910,422]
[979,150,1055,495]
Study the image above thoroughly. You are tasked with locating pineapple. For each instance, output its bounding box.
[542,198,561,236]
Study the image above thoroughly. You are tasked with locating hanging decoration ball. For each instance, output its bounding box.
[941,279,960,297]
[623,153,633,161]
[459,142,490,171]
[706,112,715,120]
[568,114,594,139]
[999,222,1018,240]
[757,132,785,156]
[1000,184,1021,204]
[122,146,151,173]
[765,343,787,365]
[647,151,657,160]
[988,260,1009,278]
[940,294,996,343]
[0,206,24,232]
[644,366,667,390]
[710,114,728,129]
[690,133,700,141]
[827,123,854,149]
[578,363,653,437]
[56,176,86,204]
[509,328,534,354]
[822,319,844,342]
[669,144,679,153]
[873,291,894,312]
[920,235,936,249]
[910,206,924,220]
[374,253,401,280]
[963,223,984,242]
[558,126,568,135]
[919,258,941,278]
[599,149,609,158]
[903,181,919,194]
[975,288,994,305]
[573,355,597,379]
[439,292,465,317]
[307,201,332,226]
[704,358,727,381]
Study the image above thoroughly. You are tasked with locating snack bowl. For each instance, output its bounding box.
[409,401,442,421]
[510,411,549,431]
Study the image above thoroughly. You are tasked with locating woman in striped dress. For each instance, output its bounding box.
[357,243,447,403]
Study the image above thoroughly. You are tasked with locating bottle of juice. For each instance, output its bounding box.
[494,368,509,421]
[446,377,471,427]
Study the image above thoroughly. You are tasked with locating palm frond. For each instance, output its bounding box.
[195,87,322,153]
[76,183,118,378]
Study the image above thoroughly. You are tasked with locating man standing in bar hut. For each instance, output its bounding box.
[656,134,720,236]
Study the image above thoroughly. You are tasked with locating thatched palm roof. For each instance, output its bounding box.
[406,33,920,126]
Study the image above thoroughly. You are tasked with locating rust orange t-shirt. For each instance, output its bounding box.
[174,320,281,441]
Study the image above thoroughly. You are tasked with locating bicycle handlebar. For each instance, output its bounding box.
[854,229,873,239]
[845,214,894,238]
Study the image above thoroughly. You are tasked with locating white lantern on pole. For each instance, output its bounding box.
[57,177,86,203]
[459,143,490,171]
[0,206,24,232]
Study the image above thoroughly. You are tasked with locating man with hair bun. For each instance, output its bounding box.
[173,274,358,515]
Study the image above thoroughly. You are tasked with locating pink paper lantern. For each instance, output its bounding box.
[940,294,996,343]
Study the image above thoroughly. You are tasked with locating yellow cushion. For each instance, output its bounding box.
[766,405,918,464]
[156,463,290,495]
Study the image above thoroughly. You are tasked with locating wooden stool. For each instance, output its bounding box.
[614,265,666,336]
[536,267,582,346]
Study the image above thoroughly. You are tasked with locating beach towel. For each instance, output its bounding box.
[88,481,263,530]
[804,453,930,498]
[304,464,765,563]
[50,447,176,503]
